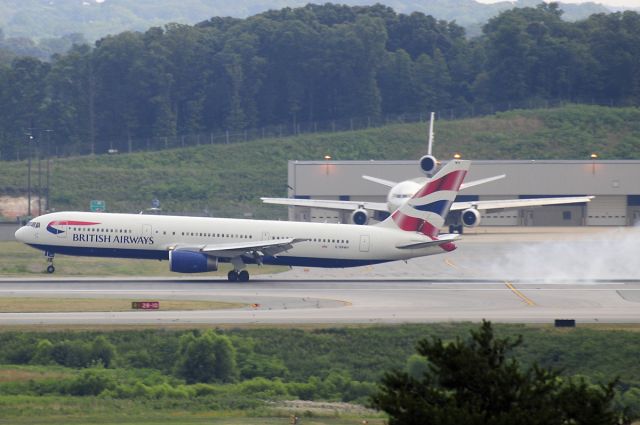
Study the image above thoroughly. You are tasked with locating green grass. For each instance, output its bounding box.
[1,104,639,218]
[0,298,244,313]
[0,397,383,425]
[0,241,286,277]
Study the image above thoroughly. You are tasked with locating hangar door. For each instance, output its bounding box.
[586,196,627,226]
[477,196,519,226]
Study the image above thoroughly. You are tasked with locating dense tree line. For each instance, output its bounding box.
[0,3,639,160]
[0,0,610,42]
[0,324,638,419]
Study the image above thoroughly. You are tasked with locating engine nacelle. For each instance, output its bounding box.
[351,209,369,225]
[419,155,437,175]
[169,250,219,273]
[461,208,481,227]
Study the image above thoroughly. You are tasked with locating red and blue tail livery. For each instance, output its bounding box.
[389,159,469,238]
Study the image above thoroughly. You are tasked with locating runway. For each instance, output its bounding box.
[1,227,639,325]
[0,277,639,325]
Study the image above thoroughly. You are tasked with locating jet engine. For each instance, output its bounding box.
[351,209,369,225]
[169,250,219,273]
[461,208,481,227]
[419,154,437,175]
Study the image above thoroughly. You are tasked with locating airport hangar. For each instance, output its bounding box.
[282,159,640,227]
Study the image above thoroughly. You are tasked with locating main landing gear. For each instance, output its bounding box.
[45,252,55,274]
[449,224,464,234]
[227,257,250,282]
[227,270,250,282]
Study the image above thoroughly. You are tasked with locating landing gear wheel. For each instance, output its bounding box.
[449,224,464,234]
[238,270,250,282]
[227,270,238,282]
[45,253,55,274]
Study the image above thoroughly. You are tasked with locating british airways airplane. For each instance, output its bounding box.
[14,160,470,281]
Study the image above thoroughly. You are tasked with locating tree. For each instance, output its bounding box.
[91,335,116,368]
[175,330,237,384]
[371,321,632,425]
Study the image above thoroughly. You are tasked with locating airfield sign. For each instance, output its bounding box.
[90,200,106,212]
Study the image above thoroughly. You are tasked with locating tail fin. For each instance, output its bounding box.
[376,159,470,238]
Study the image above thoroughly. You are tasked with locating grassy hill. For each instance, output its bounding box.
[1,104,639,219]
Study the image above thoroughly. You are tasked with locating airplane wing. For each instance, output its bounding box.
[172,238,308,258]
[450,196,595,212]
[260,197,389,212]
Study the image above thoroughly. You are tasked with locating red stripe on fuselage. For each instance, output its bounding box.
[50,221,100,226]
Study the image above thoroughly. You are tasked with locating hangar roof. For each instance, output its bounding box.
[288,160,640,197]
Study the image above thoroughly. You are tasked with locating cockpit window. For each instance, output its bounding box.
[27,221,40,228]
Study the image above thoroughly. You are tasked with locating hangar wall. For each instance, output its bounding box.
[285,160,640,227]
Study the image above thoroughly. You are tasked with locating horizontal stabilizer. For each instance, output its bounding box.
[460,174,505,190]
[362,175,397,187]
[396,233,460,249]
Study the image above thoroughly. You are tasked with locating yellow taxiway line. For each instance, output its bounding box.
[443,259,535,306]
[505,281,536,306]
[444,258,458,268]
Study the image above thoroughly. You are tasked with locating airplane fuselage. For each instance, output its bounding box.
[16,211,451,269]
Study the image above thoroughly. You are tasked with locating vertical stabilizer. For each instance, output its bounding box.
[376,159,470,238]
[427,111,435,155]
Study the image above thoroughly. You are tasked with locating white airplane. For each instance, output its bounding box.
[15,160,471,281]
[262,113,594,233]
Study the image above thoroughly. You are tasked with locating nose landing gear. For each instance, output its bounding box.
[45,252,55,274]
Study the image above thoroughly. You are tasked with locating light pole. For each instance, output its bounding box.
[43,129,54,212]
[37,136,42,215]
[590,153,598,175]
[324,155,332,175]
[25,133,35,218]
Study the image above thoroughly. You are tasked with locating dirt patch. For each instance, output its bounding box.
[0,196,41,219]
[272,400,376,415]
[0,368,70,383]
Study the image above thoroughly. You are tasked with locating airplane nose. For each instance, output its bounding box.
[15,226,28,243]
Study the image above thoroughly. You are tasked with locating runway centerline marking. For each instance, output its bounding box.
[505,281,536,306]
